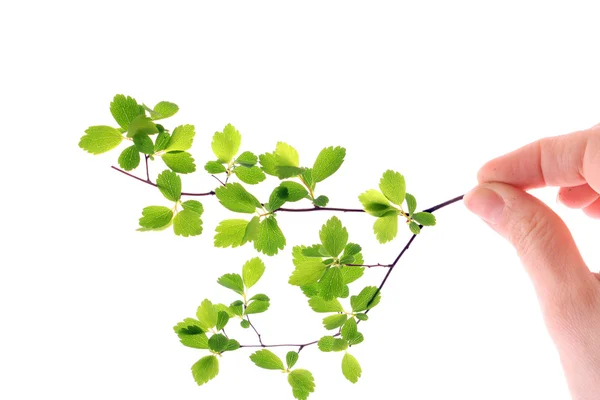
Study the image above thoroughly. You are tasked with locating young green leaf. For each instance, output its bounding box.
[358,189,393,217]
[154,131,171,152]
[242,257,265,289]
[216,311,229,331]
[412,212,436,226]
[254,216,286,256]
[258,152,278,176]
[373,211,399,243]
[355,313,369,321]
[204,161,227,174]
[149,101,179,120]
[208,333,229,353]
[312,195,329,207]
[342,353,362,384]
[212,123,241,163]
[245,299,270,314]
[319,216,348,257]
[224,339,240,352]
[244,216,260,242]
[127,115,158,138]
[217,273,244,295]
[214,219,250,248]
[162,151,196,174]
[215,183,261,213]
[350,286,381,312]
[405,193,417,215]
[229,300,244,317]
[409,221,421,234]
[341,318,359,342]
[214,303,235,317]
[288,369,315,400]
[173,209,203,237]
[236,151,258,166]
[289,246,328,286]
[323,314,348,330]
[240,320,251,329]
[249,294,270,302]
[308,297,343,313]
[301,169,315,190]
[249,349,285,370]
[301,245,325,258]
[196,299,218,331]
[379,170,406,206]
[139,206,173,229]
[110,94,144,130]
[191,355,219,386]
[166,124,195,152]
[340,266,364,284]
[279,181,309,202]
[181,200,203,215]
[286,351,299,369]
[312,146,346,183]
[156,170,181,202]
[173,318,208,349]
[234,165,266,185]
[266,186,288,212]
[133,134,154,154]
[118,145,141,170]
[79,126,124,154]
[318,336,348,352]
[274,142,304,178]
[319,267,345,301]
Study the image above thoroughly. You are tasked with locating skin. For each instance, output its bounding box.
[463,124,600,400]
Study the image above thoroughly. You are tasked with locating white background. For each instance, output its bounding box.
[2,1,600,399]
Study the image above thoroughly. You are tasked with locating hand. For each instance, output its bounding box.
[464,125,600,399]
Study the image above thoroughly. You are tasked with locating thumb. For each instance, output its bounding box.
[463,183,596,315]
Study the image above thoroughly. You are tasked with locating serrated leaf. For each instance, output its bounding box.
[204,161,227,174]
[224,339,240,352]
[182,200,203,215]
[355,313,368,321]
[379,170,406,205]
[312,146,346,183]
[301,169,315,190]
[266,186,288,212]
[162,151,196,173]
[373,211,399,243]
[286,352,299,369]
[196,299,217,330]
[279,181,309,202]
[249,294,270,302]
[149,101,179,120]
[230,300,244,317]
[254,216,286,256]
[301,244,325,258]
[191,355,219,386]
[405,193,417,215]
[274,142,299,168]
[215,183,261,213]
[250,349,285,370]
[118,145,140,170]
[173,209,202,237]
[167,124,195,152]
[323,314,348,330]
[259,152,278,176]
[409,221,421,234]
[343,243,361,257]
[216,311,229,331]
[127,115,158,138]
[236,151,258,166]
[208,333,229,352]
[234,165,266,185]
[318,336,348,352]
[288,369,315,400]
[308,297,343,313]
[110,94,144,130]
[350,286,381,312]
[139,206,173,229]
[173,318,208,349]
[214,303,235,317]
[133,134,154,154]
[240,320,251,329]
[342,353,362,384]
[341,318,358,340]
[156,170,181,202]
[242,257,265,289]
[154,131,171,152]
[340,266,364,284]
[319,267,345,301]
[212,123,241,163]
[79,126,124,154]
[358,189,393,217]
[300,284,320,298]
[244,216,260,242]
[214,219,250,248]
[245,299,270,314]
[289,246,327,286]
[217,273,244,295]
[312,195,329,207]
[412,212,436,226]
[319,216,348,257]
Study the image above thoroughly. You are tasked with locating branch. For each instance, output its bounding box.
[274,206,364,213]
[111,166,216,197]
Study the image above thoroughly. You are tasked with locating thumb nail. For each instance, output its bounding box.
[464,186,505,225]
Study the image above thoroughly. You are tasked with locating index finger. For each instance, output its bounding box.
[477,126,600,192]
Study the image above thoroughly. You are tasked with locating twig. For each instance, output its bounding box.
[346,263,392,268]
[111,166,215,197]
[245,315,265,347]
[211,174,226,187]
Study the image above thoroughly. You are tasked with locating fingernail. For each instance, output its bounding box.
[463,186,505,225]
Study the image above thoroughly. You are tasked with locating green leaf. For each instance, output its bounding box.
[409,221,421,234]
[358,189,393,217]
[379,170,406,206]
[249,294,270,302]
[133,134,154,154]
[286,352,299,369]
[110,94,144,130]
[154,131,171,152]
[355,313,368,321]
[274,142,299,167]
[300,284,320,298]
[342,353,362,384]
[217,273,244,295]
[191,355,219,386]
[405,193,417,215]
[308,297,343,313]
[166,124,195,152]
[214,219,250,248]
[412,212,436,226]
[118,145,141,170]
[196,299,217,330]
[182,200,203,215]
[79,125,124,154]
[319,216,348,257]
[162,151,196,173]
[259,152,278,176]
[242,257,265,289]
[215,183,261,213]
[149,101,179,120]
[173,318,208,349]
[266,186,288,212]
[205,161,227,174]
[212,123,241,163]
[323,314,348,330]
[340,266,364,284]
[319,267,345,301]
[244,216,260,242]
[279,181,309,202]
[343,242,361,258]
[230,300,244,317]
[373,211,399,243]
[127,115,158,138]
[312,146,346,183]
[289,246,327,286]
[250,349,285,370]
[312,195,329,207]
[301,245,325,257]
[318,336,348,352]
[236,151,258,166]
[288,369,315,400]
[216,311,229,331]
[224,339,240,352]
[139,206,173,229]
[351,286,381,312]
[301,169,315,190]
[234,165,266,185]
[208,333,229,352]
[254,216,286,256]
[240,320,251,329]
[173,209,203,237]
[341,318,360,342]
[245,299,270,314]
[214,303,235,317]
[156,170,181,202]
